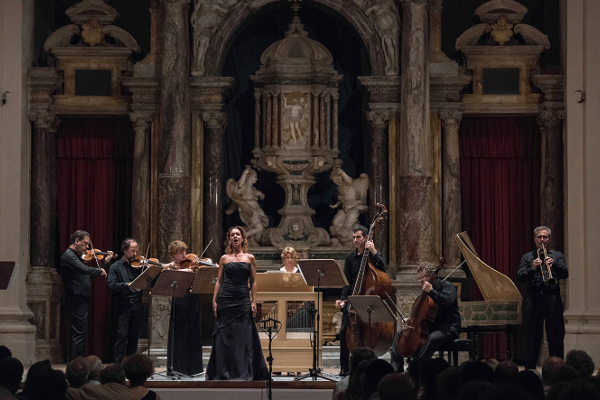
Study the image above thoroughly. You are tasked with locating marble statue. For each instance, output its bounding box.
[282,94,309,145]
[191,0,229,77]
[225,166,269,246]
[329,167,369,246]
[363,0,399,76]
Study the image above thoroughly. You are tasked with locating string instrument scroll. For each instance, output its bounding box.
[345,202,396,356]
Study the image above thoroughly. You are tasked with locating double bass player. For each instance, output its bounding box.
[335,225,386,377]
[389,261,461,372]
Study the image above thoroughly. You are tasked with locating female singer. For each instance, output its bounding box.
[164,240,203,376]
[279,246,299,273]
[205,226,269,380]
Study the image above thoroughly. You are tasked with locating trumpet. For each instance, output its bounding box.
[537,243,558,287]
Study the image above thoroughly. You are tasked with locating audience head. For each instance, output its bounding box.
[547,379,600,400]
[0,346,12,359]
[553,365,581,384]
[542,356,567,386]
[100,363,127,385]
[346,359,372,400]
[495,360,519,383]
[460,360,495,387]
[122,353,155,387]
[566,349,595,378]
[458,379,493,400]
[378,372,417,400]
[349,347,377,375]
[483,383,536,400]
[515,370,545,400]
[437,367,461,400]
[85,355,102,382]
[418,357,449,399]
[24,360,53,392]
[28,369,68,400]
[66,356,90,388]
[363,359,394,397]
[406,358,423,388]
[0,357,24,394]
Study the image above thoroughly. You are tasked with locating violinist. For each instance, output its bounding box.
[164,240,203,377]
[335,225,386,377]
[107,238,143,362]
[60,230,114,362]
[389,262,461,372]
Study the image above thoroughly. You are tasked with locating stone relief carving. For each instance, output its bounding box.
[225,166,269,246]
[191,0,231,76]
[329,166,369,246]
[282,93,310,147]
[363,0,399,76]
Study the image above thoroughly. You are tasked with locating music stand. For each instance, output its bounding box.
[191,267,219,295]
[0,262,16,290]
[347,295,397,326]
[151,270,196,379]
[258,318,282,400]
[295,259,346,381]
[130,265,163,291]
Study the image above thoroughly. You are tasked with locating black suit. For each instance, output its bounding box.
[60,248,103,361]
[107,258,143,362]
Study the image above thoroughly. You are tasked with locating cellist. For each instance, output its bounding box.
[334,225,386,377]
[390,261,461,372]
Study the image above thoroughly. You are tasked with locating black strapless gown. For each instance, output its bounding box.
[206,262,269,380]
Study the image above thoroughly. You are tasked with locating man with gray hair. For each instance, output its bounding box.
[517,226,568,370]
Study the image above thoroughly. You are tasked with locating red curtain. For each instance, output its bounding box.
[57,117,133,361]
[459,116,541,360]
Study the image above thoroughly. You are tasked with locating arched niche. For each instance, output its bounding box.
[203,0,387,78]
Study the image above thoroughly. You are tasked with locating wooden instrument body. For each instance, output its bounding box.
[396,292,437,358]
[346,262,396,356]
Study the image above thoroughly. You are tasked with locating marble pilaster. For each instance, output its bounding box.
[537,110,565,250]
[158,0,191,260]
[440,111,463,267]
[399,0,433,271]
[202,112,227,261]
[366,110,390,260]
[130,113,154,249]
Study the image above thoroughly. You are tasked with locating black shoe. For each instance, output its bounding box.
[339,370,349,377]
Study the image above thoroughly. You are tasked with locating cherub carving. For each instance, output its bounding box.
[329,167,369,246]
[225,166,269,246]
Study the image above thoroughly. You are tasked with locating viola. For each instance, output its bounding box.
[81,249,115,261]
[396,257,447,358]
[345,203,396,356]
[130,255,163,269]
[180,253,218,270]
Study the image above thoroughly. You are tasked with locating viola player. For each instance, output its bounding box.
[389,261,461,372]
[107,238,143,362]
[60,230,113,362]
[335,225,386,377]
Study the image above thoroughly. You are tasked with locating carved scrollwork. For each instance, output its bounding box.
[29,113,59,131]
[202,112,227,131]
[366,110,391,129]
[440,111,463,128]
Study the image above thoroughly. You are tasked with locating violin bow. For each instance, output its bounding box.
[88,240,104,272]
[200,238,213,259]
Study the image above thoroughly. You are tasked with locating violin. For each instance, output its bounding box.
[180,253,218,270]
[130,255,163,269]
[81,249,115,261]
[396,257,447,358]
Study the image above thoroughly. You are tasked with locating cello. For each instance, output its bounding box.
[396,257,447,358]
[345,203,396,356]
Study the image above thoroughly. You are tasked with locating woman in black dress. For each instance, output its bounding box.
[206,226,269,380]
[164,240,203,376]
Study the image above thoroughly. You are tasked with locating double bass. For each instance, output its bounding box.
[345,203,396,356]
[396,258,447,358]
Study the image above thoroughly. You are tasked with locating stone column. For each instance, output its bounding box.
[440,111,463,267]
[202,112,227,261]
[130,113,154,249]
[537,110,565,250]
[158,0,191,259]
[28,112,63,363]
[399,0,432,267]
[367,110,390,260]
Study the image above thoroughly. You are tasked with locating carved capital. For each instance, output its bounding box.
[400,0,429,6]
[129,112,154,130]
[160,0,190,6]
[440,111,463,128]
[537,110,565,130]
[29,113,60,131]
[366,110,391,129]
[202,112,227,131]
